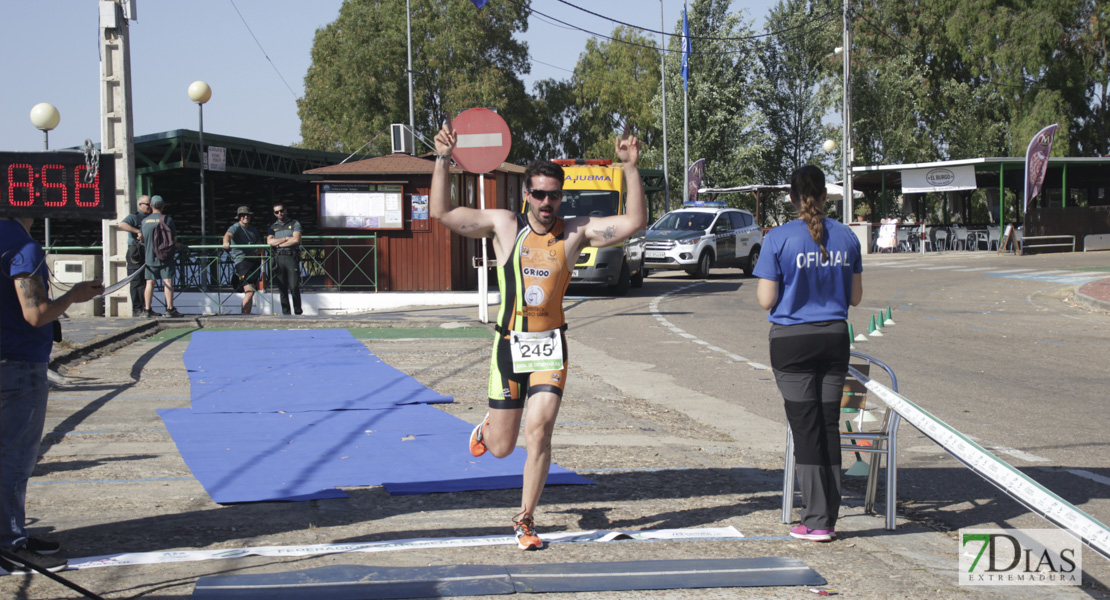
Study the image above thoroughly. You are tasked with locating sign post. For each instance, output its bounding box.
[450,108,512,323]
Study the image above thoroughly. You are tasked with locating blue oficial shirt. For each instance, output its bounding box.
[1,220,53,362]
[752,218,862,325]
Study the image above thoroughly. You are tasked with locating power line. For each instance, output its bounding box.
[514,0,837,57]
[550,0,840,43]
[228,0,300,101]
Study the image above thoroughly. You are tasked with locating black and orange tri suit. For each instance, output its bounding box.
[487,214,573,408]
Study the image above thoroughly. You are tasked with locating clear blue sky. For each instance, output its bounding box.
[1,1,774,153]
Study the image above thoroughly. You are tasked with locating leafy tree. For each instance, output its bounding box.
[755,0,841,187]
[569,26,664,161]
[852,0,1092,158]
[518,78,589,161]
[661,0,764,206]
[1072,0,1108,156]
[299,0,532,161]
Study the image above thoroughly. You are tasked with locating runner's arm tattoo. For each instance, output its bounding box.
[592,225,617,241]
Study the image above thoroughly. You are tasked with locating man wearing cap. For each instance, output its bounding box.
[140,195,181,318]
[266,202,303,315]
[222,206,262,315]
[116,194,153,316]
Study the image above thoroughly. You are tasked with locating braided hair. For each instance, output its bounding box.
[790,165,829,261]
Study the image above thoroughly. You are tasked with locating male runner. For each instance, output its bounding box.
[429,124,645,550]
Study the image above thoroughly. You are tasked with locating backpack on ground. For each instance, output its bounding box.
[151,215,176,261]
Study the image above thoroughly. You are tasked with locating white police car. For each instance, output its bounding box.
[643,201,762,278]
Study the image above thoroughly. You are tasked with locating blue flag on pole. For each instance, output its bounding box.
[470,0,488,7]
[681,4,690,91]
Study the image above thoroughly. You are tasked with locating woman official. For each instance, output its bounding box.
[752,164,863,542]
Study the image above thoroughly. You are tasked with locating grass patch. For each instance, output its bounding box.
[143,326,493,343]
[1067,266,1110,272]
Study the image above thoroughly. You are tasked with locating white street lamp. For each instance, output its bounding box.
[30,102,60,248]
[188,81,211,241]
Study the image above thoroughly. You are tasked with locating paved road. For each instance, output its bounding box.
[6,251,1108,599]
[563,249,1110,587]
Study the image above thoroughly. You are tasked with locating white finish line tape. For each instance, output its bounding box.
[851,367,1110,560]
[64,527,742,571]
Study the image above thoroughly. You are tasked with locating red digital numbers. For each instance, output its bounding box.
[1,152,113,219]
[74,165,100,207]
[3,163,100,209]
[7,163,34,207]
[42,164,68,207]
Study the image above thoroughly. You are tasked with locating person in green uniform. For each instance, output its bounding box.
[266,202,303,315]
[116,194,152,315]
[222,206,262,315]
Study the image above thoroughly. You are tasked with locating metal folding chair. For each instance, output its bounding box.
[782,351,902,530]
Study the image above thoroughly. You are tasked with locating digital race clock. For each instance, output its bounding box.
[1,151,117,220]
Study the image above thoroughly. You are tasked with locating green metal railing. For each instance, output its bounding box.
[46,235,378,314]
[175,234,378,292]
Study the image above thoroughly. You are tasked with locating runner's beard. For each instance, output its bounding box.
[531,204,557,226]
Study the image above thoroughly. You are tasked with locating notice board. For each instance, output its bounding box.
[319,183,404,230]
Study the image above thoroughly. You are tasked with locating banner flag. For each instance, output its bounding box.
[681,4,691,91]
[1023,123,1058,212]
[469,0,488,8]
[687,158,705,203]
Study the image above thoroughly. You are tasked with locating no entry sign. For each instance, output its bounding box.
[451,108,512,174]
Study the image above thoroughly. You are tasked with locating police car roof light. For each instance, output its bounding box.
[552,158,613,166]
[682,200,728,208]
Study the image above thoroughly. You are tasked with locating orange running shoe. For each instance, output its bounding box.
[469,412,490,457]
[513,516,544,550]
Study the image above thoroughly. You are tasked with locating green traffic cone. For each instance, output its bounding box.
[877,312,885,329]
[884,306,896,326]
[868,315,883,336]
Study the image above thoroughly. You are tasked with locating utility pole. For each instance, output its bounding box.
[841,0,853,223]
[660,0,670,212]
[100,0,138,316]
[407,0,416,155]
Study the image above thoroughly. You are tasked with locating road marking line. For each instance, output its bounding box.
[1067,469,1110,488]
[965,435,1052,463]
[989,445,1052,463]
[991,268,1036,273]
[650,284,765,371]
[919,265,966,270]
[953,267,996,272]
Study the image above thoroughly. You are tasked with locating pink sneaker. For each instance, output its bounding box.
[790,524,834,542]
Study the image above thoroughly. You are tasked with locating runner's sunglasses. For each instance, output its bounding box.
[527,189,563,201]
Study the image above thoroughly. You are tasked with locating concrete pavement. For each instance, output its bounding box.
[18,284,1108,599]
[1076,277,1110,313]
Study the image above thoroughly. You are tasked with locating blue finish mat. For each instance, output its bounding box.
[183,329,452,413]
[159,404,592,503]
[162,330,592,503]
